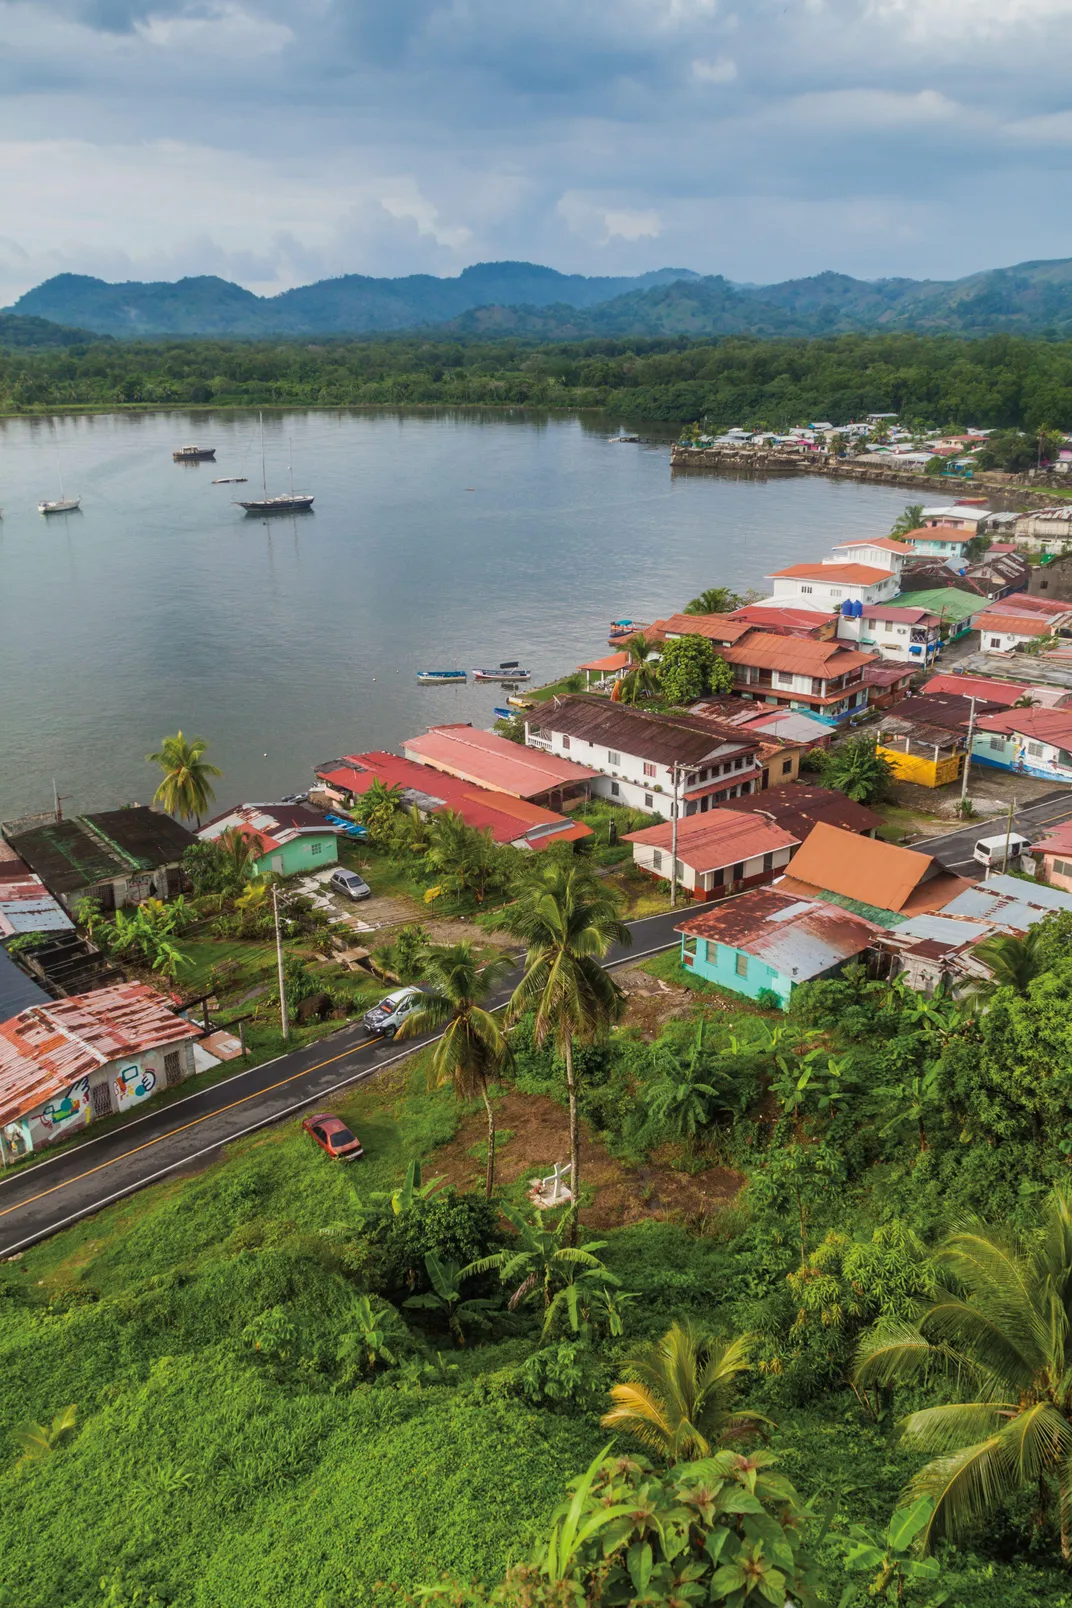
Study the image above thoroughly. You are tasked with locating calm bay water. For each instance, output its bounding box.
[0,409,915,821]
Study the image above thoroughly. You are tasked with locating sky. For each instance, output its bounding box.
[1,0,1072,303]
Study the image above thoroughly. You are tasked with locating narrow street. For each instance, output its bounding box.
[908,789,1072,876]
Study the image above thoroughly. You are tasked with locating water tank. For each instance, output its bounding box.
[841,600,854,617]
[853,599,864,618]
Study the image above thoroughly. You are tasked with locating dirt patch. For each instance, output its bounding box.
[615,963,697,1039]
[431,1088,742,1230]
[892,770,1060,824]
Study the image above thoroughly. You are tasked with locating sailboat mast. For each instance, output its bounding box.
[288,437,294,497]
[260,412,267,495]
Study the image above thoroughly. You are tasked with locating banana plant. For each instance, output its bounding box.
[838,1496,945,1605]
[402,1252,499,1346]
[539,1444,635,1584]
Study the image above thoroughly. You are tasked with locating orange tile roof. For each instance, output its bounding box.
[768,562,894,584]
[902,525,974,545]
[974,614,1054,638]
[831,537,914,556]
[659,612,755,644]
[579,652,631,672]
[624,808,799,873]
[776,822,962,915]
[722,635,877,676]
[0,984,200,1128]
[402,724,599,798]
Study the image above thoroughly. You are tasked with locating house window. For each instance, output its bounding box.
[1054,859,1072,878]
[776,671,794,687]
[642,761,656,778]
[800,585,813,594]
[763,852,774,872]
[711,866,724,886]
[829,589,842,599]
[607,750,621,766]
[734,756,744,770]
[653,849,663,870]
[561,735,570,750]
[989,736,1005,751]
[989,637,1001,649]
[781,758,793,774]
[732,862,745,881]
[311,841,323,856]
[1027,741,1045,758]
[163,1050,182,1088]
[644,793,654,809]
[610,781,620,796]
[735,952,749,977]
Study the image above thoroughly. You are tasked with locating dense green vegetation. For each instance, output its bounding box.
[3,330,1072,431]
[8,846,1072,1605]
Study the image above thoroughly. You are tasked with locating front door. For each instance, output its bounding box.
[91,1080,113,1120]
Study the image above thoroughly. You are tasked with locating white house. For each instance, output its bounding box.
[900,524,977,561]
[525,697,762,817]
[623,809,799,900]
[766,560,899,613]
[918,504,992,532]
[836,603,942,666]
[826,537,913,580]
[972,708,1072,783]
[971,599,1072,654]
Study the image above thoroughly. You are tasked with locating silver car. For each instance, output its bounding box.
[362,986,425,1039]
[330,868,371,901]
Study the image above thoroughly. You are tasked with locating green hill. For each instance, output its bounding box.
[0,311,99,348]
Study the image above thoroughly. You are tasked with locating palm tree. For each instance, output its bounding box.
[601,1321,769,1462]
[685,586,740,616]
[494,864,630,1237]
[855,1187,1072,1558]
[146,731,221,828]
[399,942,514,1197]
[969,928,1047,997]
[358,778,404,842]
[889,503,924,538]
[219,826,261,884]
[468,1203,617,1318]
[616,631,660,705]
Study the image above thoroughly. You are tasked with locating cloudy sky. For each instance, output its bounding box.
[1,0,1071,302]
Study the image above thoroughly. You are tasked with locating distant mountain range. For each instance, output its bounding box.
[9,257,1072,342]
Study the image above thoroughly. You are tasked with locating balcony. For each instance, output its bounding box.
[527,733,552,752]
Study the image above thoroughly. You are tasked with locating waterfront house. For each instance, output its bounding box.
[578,651,631,689]
[827,536,913,580]
[900,525,977,561]
[676,888,879,1009]
[727,604,837,640]
[1030,822,1072,893]
[835,602,942,666]
[403,723,598,808]
[524,697,761,816]
[0,843,72,945]
[312,752,591,851]
[777,823,968,919]
[972,596,1072,654]
[918,503,992,533]
[0,983,200,1162]
[199,803,341,878]
[888,586,980,642]
[721,783,883,844]
[4,807,196,914]
[766,561,900,612]
[656,613,756,649]
[972,707,1072,782]
[717,634,877,721]
[624,809,798,900]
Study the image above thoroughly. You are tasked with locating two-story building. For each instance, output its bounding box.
[900,525,976,561]
[835,602,942,666]
[623,809,799,900]
[972,596,1072,655]
[717,635,878,721]
[765,561,900,613]
[655,613,755,650]
[1014,507,1072,554]
[918,503,992,533]
[826,536,913,581]
[524,697,761,817]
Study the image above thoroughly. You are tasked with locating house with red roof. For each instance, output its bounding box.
[972,596,1072,655]
[402,724,598,807]
[1030,821,1072,893]
[313,751,591,851]
[727,604,838,640]
[198,803,342,878]
[972,706,1072,782]
[718,634,877,721]
[0,983,201,1160]
[766,560,899,613]
[623,809,799,900]
[827,535,914,580]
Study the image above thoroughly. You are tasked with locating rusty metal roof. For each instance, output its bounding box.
[531,696,759,767]
[624,809,798,872]
[722,635,876,677]
[677,887,878,979]
[0,983,200,1128]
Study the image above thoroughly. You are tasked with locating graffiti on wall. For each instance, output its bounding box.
[114,1064,157,1112]
[40,1077,91,1132]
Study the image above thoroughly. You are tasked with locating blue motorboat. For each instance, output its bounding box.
[493,707,514,721]
[417,669,467,684]
[324,813,369,839]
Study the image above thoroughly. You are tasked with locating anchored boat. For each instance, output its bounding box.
[237,415,314,514]
[417,670,467,684]
[472,663,532,682]
[38,498,81,515]
[173,445,216,461]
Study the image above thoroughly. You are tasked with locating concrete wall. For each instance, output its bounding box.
[632,843,794,897]
[2,1038,197,1160]
[879,744,961,789]
[972,730,1072,783]
[1041,853,1072,894]
[681,933,792,1006]
[255,833,339,878]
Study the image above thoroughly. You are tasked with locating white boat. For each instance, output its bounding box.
[472,667,532,682]
[212,477,248,484]
[417,669,467,684]
[38,498,80,515]
[237,416,313,514]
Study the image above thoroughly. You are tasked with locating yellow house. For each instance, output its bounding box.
[876,711,964,789]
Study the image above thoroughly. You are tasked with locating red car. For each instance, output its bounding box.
[302,1112,365,1162]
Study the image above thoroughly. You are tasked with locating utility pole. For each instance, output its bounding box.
[959,696,977,812]
[670,762,683,909]
[1002,796,1017,875]
[273,884,289,1042]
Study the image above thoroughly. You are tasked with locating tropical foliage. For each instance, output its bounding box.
[684,586,743,615]
[145,730,221,826]
[656,633,729,706]
[602,1322,768,1461]
[821,735,896,805]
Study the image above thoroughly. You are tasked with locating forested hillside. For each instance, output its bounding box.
[3,330,1072,430]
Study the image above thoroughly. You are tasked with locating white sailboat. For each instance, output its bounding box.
[39,426,80,514]
[236,415,313,514]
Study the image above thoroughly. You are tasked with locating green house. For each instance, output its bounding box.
[677,887,878,1008]
[199,804,340,878]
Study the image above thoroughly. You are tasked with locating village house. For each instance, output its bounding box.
[0,842,72,945]
[691,699,836,754]
[1028,553,1072,599]
[655,613,755,649]
[4,808,196,914]
[199,803,343,878]
[862,664,919,710]
[917,502,992,534]
[676,888,879,1009]
[727,604,837,640]
[872,914,996,998]
[776,822,968,920]
[403,723,598,808]
[523,697,761,817]
[972,596,1072,654]
[765,560,900,612]
[1030,822,1072,893]
[921,671,1072,709]
[312,752,591,851]
[0,983,201,1162]
[887,585,981,642]
[961,550,1029,601]
[941,873,1072,933]
[835,602,942,666]
[717,634,878,721]
[623,809,798,900]
[721,783,883,845]
[577,651,631,690]
[1014,507,1072,554]
[826,536,913,580]
[875,697,979,789]
[972,706,1072,783]
[899,525,977,561]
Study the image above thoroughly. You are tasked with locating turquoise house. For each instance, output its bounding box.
[677,887,878,1008]
[198,803,340,878]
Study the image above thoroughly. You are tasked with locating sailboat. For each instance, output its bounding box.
[236,416,314,514]
[39,425,80,514]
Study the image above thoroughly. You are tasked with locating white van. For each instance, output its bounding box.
[973,832,1031,869]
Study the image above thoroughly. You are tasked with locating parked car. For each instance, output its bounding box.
[363,985,426,1039]
[302,1112,365,1161]
[330,867,372,901]
[973,832,1031,869]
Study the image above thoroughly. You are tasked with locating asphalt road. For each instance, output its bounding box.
[0,907,688,1258]
[908,788,1072,877]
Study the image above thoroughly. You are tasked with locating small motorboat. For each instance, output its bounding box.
[212,477,248,485]
[506,694,536,709]
[173,445,216,461]
[417,669,467,684]
[472,666,532,682]
[608,434,639,443]
[38,498,81,514]
[493,707,514,721]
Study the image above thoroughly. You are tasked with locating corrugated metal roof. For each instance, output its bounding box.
[894,914,991,944]
[677,887,877,979]
[624,809,798,873]
[974,614,1054,638]
[0,949,50,1022]
[722,635,876,676]
[941,874,1072,933]
[578,652,630,672]
[530,696,758,768]
[82,809,196,869]
[721,784,882,840]
[769,562,894,584]
[659,613,755,644]
[404,725,599,798]
[831,537,914,555]
[890,588,981,622]
[976,707,1072,746]
[783,823,941,913]
[0,983,200,1128]
[903,525,975,544]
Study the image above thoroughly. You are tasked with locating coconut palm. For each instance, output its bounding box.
[219,826,261,884]
[968,927,1047,997]
[494,864,629,1238]
[601,1321,769,1462]
[855,1186,1072,1558]
[399,942,514,1197]
[684,586,741,616]
[889,504,924,538]
[146,731,221,828]
[616,631,661,705]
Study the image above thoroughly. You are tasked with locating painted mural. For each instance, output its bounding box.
[40,1076,91,1134]
[114,1063,157,1113]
